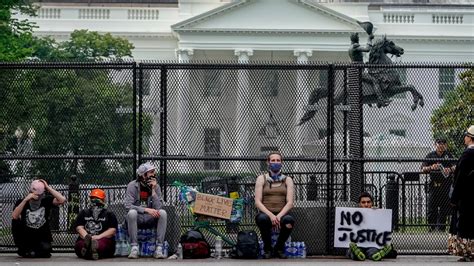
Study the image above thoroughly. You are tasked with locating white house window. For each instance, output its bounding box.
[389,129,406,137]
[139,70,152,96]
[204,128,221,170]
[264,70,279,97]
[438,68,455,99]
[203,70,221,97]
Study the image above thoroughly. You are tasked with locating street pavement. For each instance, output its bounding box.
[0,253,465,266]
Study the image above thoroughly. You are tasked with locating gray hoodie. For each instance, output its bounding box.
[124,179,163,214]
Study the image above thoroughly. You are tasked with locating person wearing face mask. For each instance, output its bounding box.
[74,189,118,260]
[11,179,66,258]
[124,162,167,259]
[255,151,295,259]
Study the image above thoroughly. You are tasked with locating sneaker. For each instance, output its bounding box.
[272,249,287,259]
[167,254,178,260]
[128,245,139,259]
[90,239,99,260]
[371,244,392,261]
[349,242,366,261]
[81,234,92,257]
[154,244,166,259]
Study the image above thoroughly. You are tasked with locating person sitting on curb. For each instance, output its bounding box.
[74,189,118,260]
[125,162,167,259]
[12,179,66,258]
[347,192,394,261]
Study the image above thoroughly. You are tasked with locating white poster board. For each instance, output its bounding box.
[334,207,392,248]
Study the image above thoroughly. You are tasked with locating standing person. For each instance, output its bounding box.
[74,189,118,260]
[255,151,295,259]
[347,192,393,261]
[450,125,474,262]
[125,162,167,259]
[421,138,455,231]
[12,179,66,258]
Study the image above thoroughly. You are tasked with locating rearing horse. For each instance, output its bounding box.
[298,36,424,126]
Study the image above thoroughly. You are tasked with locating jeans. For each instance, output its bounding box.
[126,209,167,246]
[255,212,295,252]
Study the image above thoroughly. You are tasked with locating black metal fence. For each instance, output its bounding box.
[0,61,472,255]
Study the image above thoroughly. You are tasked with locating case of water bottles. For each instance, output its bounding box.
[114,224,169,257]
[258,240,306,259]
[257,229,306,259]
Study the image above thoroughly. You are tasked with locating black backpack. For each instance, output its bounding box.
[180,229,211,259]
[232,230,259,259]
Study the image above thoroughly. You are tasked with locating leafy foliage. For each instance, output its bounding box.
[431,68,474,156]
[0,1,151,184]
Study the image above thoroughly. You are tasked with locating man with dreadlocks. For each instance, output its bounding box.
[125,162,167,259]
[74,189,118,260]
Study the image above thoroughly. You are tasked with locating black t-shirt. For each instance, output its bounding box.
[74,208,118,240]
[422,151,454,181]
[14,195,55,242]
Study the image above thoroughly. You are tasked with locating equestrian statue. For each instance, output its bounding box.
[298,22,424,126]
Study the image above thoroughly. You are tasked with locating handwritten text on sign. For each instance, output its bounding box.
[194,192,233,220]
[334,207,392,248]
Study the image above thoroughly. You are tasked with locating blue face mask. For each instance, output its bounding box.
[269,162,282,173]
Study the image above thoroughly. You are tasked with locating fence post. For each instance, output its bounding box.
[67,175,80,232]
[160,65,168,201]
[325,64,335,255]
[347,65,364,202]
[132,62,138,177]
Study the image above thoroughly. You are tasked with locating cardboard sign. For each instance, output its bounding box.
[334,207,392,248]
[194,192,233,219]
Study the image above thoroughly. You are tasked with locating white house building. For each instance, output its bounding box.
[16,0,474,172]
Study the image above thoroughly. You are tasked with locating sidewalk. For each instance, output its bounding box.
[0,253,463,266]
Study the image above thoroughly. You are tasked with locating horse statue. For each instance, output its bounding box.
[298,36,424,126]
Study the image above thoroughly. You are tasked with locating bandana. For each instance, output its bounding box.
[265,173,286,183]
[29,193,45,211]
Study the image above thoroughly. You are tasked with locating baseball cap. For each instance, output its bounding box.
[30,180,45,195]
[136,162,156,176]
[465,125,474,138]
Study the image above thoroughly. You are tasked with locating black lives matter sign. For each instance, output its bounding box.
[334,207,392,248]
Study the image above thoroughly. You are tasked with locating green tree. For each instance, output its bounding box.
[431,68,474,157]
[1,2,151,184]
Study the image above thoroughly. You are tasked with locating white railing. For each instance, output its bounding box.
[383,13,415,23]
[78,8,110,20]
[128,9,160,20]
[37,8,61,19]
[432,14,463,24]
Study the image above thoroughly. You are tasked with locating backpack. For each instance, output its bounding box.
[180,229,211,259]
[232,230,259,259]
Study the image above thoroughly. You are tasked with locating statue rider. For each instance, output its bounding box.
[348,32,389,108]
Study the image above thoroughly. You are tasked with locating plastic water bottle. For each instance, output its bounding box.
[215,236,223,259]
[177,243,183,259]
[284,242,290,258]
[295,242,301,258]
[258,240,264,258]
[301,242,306,259]
[163,241,169,258]
[120,241,129,256]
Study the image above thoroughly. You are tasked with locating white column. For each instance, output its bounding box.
[175,48,193,173]
[234,49,253,171]
[293,49,312,171]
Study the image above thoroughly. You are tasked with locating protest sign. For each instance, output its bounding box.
[194,192,233,219]
[334,207,392,248]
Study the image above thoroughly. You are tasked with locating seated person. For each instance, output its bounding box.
[255,151,295,259]
[74,189,118,260]
[125,162,167,259]
[12,179,66,258]
[347,192,395,261]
